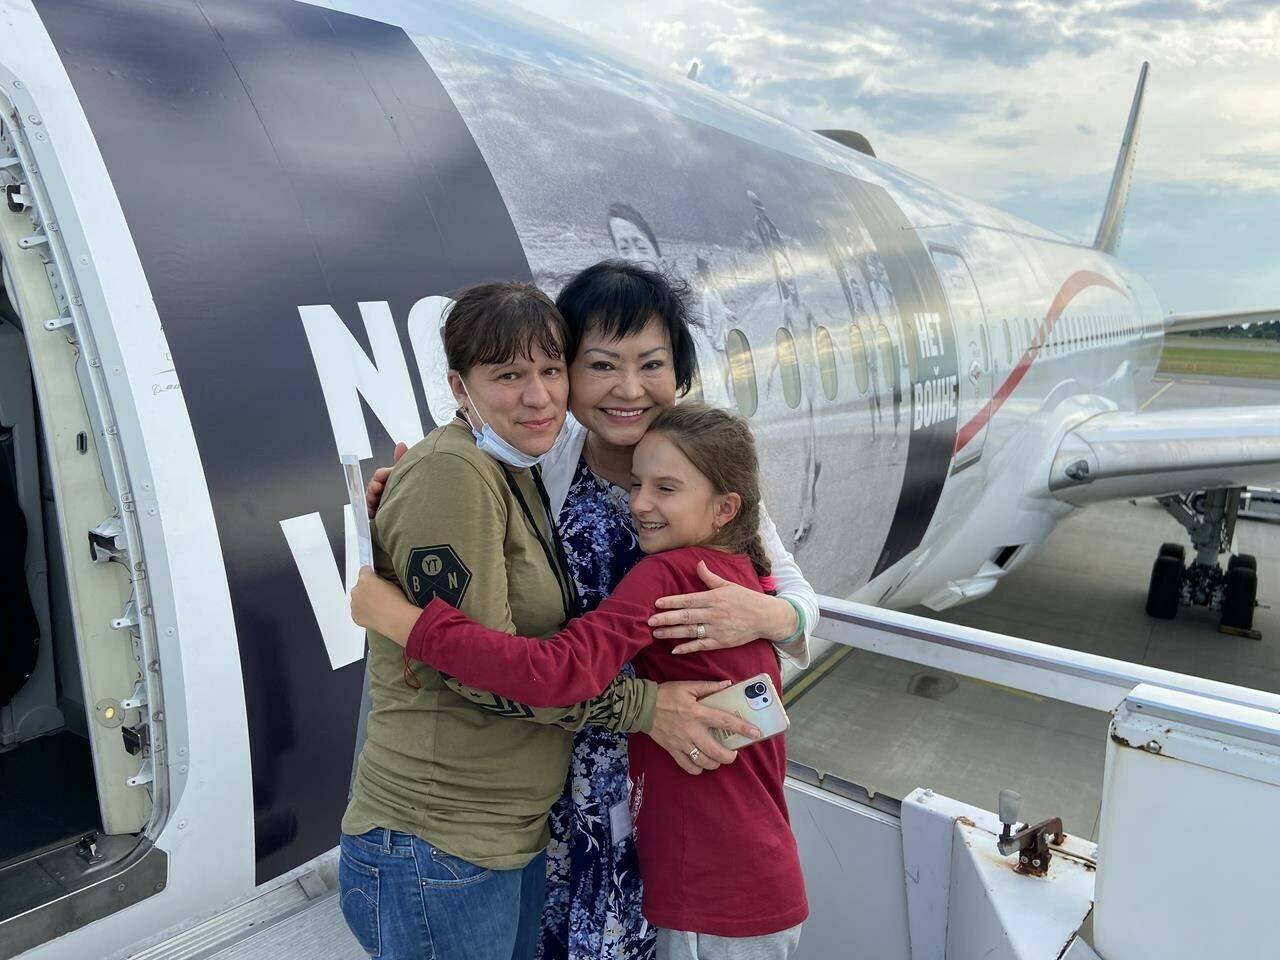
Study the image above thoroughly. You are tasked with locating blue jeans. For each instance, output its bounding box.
[339,828,547,960]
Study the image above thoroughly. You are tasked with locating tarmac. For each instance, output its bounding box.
[785,374,1280,840]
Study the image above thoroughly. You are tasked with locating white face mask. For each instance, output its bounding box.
[458,378,546,470]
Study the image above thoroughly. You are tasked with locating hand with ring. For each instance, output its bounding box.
[650,561,802,654]
[648,679,760,775]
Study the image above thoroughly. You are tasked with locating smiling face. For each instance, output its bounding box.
[448,345,568,458]
[569,317,677,450]
[628,431,740,555]
[608,216,659,268]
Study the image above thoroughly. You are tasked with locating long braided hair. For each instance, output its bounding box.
[646,403,771,578]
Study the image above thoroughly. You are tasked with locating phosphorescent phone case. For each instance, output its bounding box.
[697,673,790,750]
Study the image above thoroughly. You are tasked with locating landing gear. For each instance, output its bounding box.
[1222,561,1258,631]
[1146,552,1182,619]
[1146,487,1261,636]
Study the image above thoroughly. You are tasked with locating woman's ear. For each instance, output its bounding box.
[713,492,742,529]
[446,370,468,413]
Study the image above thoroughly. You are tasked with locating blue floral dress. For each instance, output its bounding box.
[537,458,654,960]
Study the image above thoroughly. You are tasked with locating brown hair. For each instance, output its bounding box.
[441,280,568,375]
[646,403,771,577]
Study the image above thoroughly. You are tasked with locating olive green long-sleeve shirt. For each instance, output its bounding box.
[342,421,656,869]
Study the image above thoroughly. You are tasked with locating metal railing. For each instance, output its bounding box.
[808,595,1280,715]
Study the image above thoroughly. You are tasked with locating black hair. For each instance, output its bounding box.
[606,202,662,257]
[441,280,567,375]
[555,259,697,395]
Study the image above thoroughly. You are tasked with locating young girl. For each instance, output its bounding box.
[353,403,808,959]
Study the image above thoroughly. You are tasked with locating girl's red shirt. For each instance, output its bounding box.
[405,544,808,938]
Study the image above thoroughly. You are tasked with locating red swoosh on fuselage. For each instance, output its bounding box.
[953,269,1125,454]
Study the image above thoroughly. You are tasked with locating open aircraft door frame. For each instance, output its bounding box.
[930,246,993,474]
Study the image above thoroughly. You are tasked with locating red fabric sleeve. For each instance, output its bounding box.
[405,555,678,707]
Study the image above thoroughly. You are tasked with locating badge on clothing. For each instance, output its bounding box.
[405,545,471,607]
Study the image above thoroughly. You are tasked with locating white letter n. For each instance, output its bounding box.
[298,301,424,458]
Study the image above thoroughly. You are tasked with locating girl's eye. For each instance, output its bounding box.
[658,486,675,494]
[498,372,519,381]
[544,367,564,377]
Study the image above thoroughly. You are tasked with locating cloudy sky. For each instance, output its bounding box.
[513,0,1279,315]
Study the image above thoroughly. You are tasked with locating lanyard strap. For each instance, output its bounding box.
[529,468,582,615]
[499,465,579,622]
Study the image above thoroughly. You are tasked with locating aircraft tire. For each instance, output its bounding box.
[1221,566,1257,631]
[1146,555,1183,619]
[1159,542,1186,563]
[1228,553,1257,573]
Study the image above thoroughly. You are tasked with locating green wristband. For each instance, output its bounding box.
[780,597,806,645]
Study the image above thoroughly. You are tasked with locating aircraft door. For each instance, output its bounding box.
[931,248,992,473]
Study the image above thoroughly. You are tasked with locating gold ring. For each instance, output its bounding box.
[689,747,701,762]
[695,623,706,640]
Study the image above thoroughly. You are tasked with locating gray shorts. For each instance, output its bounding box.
[655,924,803,960]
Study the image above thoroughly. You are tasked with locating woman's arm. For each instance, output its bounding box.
[645,503,816,666]
[756,502,816,667]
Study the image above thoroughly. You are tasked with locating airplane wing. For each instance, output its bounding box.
[1047,405,1280,505]
[1165,308,1280,335]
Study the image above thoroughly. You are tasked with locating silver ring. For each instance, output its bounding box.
[695,623,706,640]
[689,747,701,762]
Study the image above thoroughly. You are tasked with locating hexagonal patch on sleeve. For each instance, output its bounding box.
[404,545,471,608]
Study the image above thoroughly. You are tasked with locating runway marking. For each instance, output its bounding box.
[784,646,853,706]
[1181,377,1210,385]
[1139,380,1175,411]
[973,678,1043,702]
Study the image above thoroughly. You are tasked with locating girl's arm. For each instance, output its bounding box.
[402,556,679,708]
[370,450,659,728]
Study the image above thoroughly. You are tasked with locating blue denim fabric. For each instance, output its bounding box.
[340,829,547,960]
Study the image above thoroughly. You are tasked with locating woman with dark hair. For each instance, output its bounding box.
[340,281,760,960]
[606,202,662,268]
[361,261,817,960]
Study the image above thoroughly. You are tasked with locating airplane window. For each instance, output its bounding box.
[874,324,898,404]
[726,329,758,417]
[979,324,991,372]
[848,323,870,395]
[1024,317,1035,350]
[1002,319,1012,363]
[776,328,802,409]
[816,326,839,401]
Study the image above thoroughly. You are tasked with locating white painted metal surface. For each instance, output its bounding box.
[902,789,1095,960]
[1093,684,1280,959]
[787,780,911,960]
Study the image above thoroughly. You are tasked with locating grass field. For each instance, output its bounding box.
[1158,345,1280,379]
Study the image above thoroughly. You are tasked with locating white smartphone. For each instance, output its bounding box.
[697,673,790,750]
